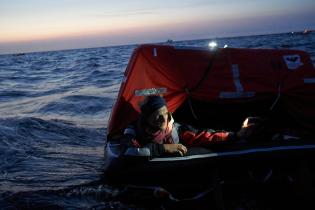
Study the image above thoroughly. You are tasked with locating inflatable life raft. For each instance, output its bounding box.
[104,44,315,188]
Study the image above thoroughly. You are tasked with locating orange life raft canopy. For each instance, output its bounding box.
[107,44,315,140]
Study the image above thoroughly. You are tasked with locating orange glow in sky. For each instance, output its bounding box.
[1,0,314,54]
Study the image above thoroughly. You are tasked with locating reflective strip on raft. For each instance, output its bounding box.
[232,64,243,92]
[304,78,315,84]
[150,144,315,162]
[219,64,255,98]
[135,87,167,96]
[219,92,255,99]
[153,48,158,57]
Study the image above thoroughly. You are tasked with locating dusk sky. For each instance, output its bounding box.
[1,0,315,54]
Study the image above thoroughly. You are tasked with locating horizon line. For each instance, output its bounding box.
[0,29,311,56]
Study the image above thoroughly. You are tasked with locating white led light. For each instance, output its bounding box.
[208,41,217,49]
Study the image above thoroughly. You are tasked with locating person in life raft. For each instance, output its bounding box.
[120,95,262,157]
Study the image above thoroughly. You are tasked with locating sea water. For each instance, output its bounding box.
[0,32,314,209]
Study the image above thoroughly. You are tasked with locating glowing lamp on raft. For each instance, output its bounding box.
[243,118,249,128]
[208,41,218,49]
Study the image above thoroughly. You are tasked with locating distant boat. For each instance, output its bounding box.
[303,29,312,34]
[13,53,25,56]
[290,29,313,35]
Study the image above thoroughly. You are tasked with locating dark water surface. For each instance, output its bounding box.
[0,32,314,209]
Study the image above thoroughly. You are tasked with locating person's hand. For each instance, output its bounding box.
[164,144,187,156]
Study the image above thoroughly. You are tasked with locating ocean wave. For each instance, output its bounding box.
[0,117,105,194]
[37,95,112,115]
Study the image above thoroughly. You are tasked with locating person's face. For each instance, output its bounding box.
[147,106,169,131]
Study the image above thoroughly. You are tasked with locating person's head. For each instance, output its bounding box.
[140,95,169,132]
